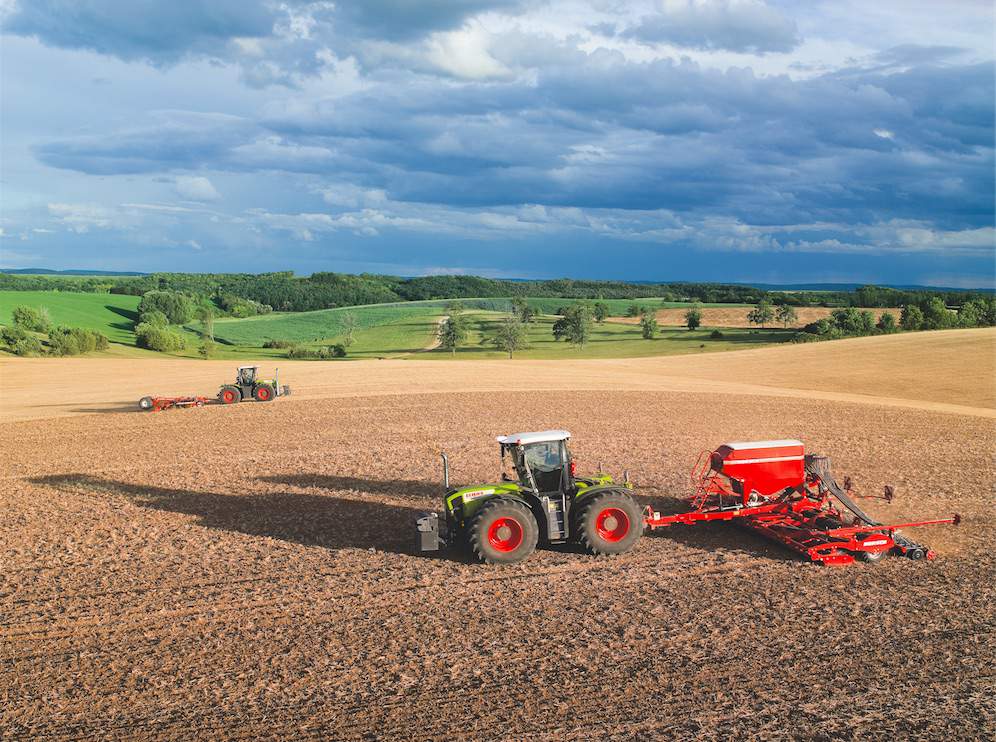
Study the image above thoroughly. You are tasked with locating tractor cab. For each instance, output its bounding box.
[498,430,574,496]
[237,366,258,386]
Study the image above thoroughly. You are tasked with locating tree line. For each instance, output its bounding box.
[2,271,991,314]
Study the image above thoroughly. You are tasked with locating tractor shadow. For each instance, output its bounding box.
[30,402,138,414]
[30,474,438,557]
[71,404,141,414]
[256,473,476,562]
[258,473,441,501]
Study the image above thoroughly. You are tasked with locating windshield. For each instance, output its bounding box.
[523,442,563,472]
[512,441,568,493]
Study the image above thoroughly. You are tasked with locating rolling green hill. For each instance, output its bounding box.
[0,290,783,360]
[0,291,140,345]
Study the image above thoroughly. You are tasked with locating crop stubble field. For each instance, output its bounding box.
[1,329,994,740]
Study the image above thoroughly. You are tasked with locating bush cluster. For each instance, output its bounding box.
[218,294,272,318]
[286,344,347,359]
[47,326,109,356]
[137,290,195,325]
[11,305,51,333]
[262,338,296,349]
[135,323,186,352]
[1,326,45,356]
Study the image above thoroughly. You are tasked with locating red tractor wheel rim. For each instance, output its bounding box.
[487,517,524,552]
[596,507,630,542]
[223,390,236,403]
[258,387,270,400]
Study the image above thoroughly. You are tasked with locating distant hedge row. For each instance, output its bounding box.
[2,271,991,315]
[792,297,995,343]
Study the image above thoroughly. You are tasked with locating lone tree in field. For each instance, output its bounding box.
[640,308,659,339]
[776,304,798,328]
[684,304,701,331]
[593,302,609,323]
[489,316,528,359]
[437,313,468,354]
[558,303,594,349]
[340,312,358,347]
[512,297,535,324]
[196,305,215,340]
[747,300,775,329]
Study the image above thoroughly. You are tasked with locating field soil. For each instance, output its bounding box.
[1,329,994,740]
[613,305,900,328]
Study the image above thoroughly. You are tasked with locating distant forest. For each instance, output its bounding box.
[0,271,991,314]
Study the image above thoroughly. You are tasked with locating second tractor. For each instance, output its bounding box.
[218,366,291,404]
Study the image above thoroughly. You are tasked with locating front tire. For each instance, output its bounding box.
[468,498,538,565]
[575,491,643,556]
[253,384,274,402]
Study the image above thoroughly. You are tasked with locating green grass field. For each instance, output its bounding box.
[0,290,141,344]
[423,312,791,360]
[203,304,441,347]
[0,290,784,360]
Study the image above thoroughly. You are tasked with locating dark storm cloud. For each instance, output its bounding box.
[32,47,994,235]
[2,0,524,70]
[2,0,281,64]
[335,0,523,41]
[622,0,799,54]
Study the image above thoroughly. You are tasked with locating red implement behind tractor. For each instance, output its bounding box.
[138,395,210,412]
[646,440,958,566]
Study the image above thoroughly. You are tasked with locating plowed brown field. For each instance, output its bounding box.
[613,306,901,328]
[2,329,994,740]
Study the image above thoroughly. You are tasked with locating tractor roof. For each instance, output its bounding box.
[497,430,571,446]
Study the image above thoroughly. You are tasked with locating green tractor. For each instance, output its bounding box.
[218,366,291,404]
[415,430,643,564]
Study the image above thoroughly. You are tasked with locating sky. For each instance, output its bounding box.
[0,0,993,287]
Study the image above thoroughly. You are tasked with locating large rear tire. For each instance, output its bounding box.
[468,498,538,565]
[575,490,643,556]
[253,384,274,402]
[219,386,242,404]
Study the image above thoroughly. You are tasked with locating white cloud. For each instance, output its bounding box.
[47,202,115,232]
[175,175,220,201]
[425,23,509,79]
